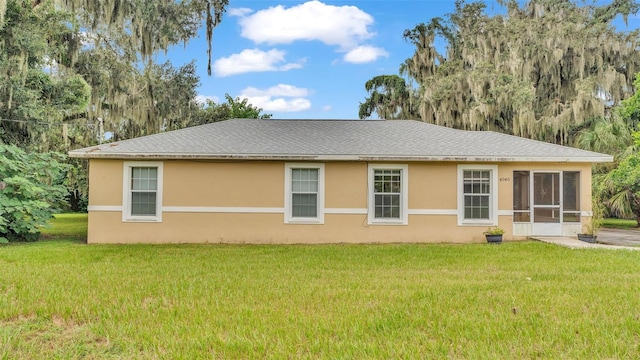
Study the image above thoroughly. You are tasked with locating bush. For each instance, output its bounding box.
[0,145,68,242]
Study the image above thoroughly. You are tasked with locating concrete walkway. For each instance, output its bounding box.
[533,228,640,250]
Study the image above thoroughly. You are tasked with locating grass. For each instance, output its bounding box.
[602,218,639,229]
[2,215,640,358]
[40,213,88,242]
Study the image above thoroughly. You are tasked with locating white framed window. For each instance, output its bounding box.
[123,161,163,222]
[457,165,498,226]
[284,163,324,224]
[368,164,408,225]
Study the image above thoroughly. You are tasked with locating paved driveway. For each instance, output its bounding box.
[533,228,640,250]
[596,228,640,247]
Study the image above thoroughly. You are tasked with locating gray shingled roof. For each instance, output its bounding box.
[68,119,612,162]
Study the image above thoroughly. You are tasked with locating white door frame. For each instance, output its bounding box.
[531,171,563,236]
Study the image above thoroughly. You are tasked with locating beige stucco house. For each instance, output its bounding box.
[69,119,612,244]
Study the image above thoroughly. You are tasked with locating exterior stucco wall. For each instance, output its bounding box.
[86,159,593,244]
[163,161,284,207]
[408,163,457,210]
[88,212,496,244]
[88,159,123,206]
[324,163,368,209]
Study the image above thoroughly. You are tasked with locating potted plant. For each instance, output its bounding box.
[484,226,505,244]
[578,197,603,243]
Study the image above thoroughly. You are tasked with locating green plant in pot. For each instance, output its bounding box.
[484,226,505,244]
[578,197,602,243]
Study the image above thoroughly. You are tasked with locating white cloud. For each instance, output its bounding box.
[195,95,220,104]
[242,84,310,98]
[280,60,307,71]
[322,105,332,111]
[238,1,374,49]
[213,49,303,77]
[239,84,312,112]
[343,45,389,64]
[228,7,252,17]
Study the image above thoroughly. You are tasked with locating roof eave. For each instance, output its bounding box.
[68,151,614,163]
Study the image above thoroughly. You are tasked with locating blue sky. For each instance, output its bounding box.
[162,0,640,119]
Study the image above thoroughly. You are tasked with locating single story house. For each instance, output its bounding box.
[69,119,612,244]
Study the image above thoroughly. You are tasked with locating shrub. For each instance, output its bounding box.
[0,145,68,242]
[484,226,505,235]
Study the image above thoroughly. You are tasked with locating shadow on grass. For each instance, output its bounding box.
[39,213,88,244]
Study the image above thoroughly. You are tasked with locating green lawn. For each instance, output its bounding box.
[39,213,89,242]
[2,215,640,358]
[602,218,639,229]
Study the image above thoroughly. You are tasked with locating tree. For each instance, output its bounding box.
[68,0,227,144]
[598,148,640,226]
[359,75,418,120]
[0,0,229,150]
[0,0,227,75]
[0,0,91,149]
[587,71,640,223]
[226,95,272,120]
[106,60,202,141]
[577,115,633,173]
[189,94,272,127]
[0,0,234,217]
[364,0,640,145]
[618,72,640,127]
[0,144,68,242]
